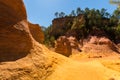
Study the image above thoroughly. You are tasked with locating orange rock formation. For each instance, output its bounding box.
[29,22,44,43]
[0,0,33,61]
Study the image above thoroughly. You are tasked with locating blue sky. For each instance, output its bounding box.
[24,0,117,27]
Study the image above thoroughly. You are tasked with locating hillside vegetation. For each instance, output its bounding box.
[43,7,120,47]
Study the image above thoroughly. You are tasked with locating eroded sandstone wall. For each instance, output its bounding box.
[0,0,33,61]
[29,22,44,43]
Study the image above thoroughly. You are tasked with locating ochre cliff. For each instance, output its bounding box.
[51,17,74,38]
[52,17,74,29]
[0,0,33,61]
[29,22,44,43]
[82,36,120,58]
[0,0,27,27]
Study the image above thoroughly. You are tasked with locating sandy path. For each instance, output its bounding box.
[47,59,120,80]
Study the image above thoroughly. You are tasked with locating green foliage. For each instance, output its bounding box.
[70,10,76,16]
[42,25,55,47]
[55,12,59,18]
[115,25,120,37]
[113,8,120,24]
[54,12,66,18]
[71,17,85,30]
[76,7,84,15]
[59,12,65,18]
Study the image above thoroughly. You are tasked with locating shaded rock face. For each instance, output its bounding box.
[0,0,27,27]
[51,17,74,38]
[0,0,33,61]
[55,36,82,56]
[55,36,72,57]
[117,43,120,48]
[90,28,107,37]
[29,22,44,43]
[52,17,74,29]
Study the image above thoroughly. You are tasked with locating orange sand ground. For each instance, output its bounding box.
[47,51,120,80]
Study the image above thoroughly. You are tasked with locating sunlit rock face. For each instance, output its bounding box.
[0,0,33,61]
[82,36,120,58]
[29,22,44,43]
